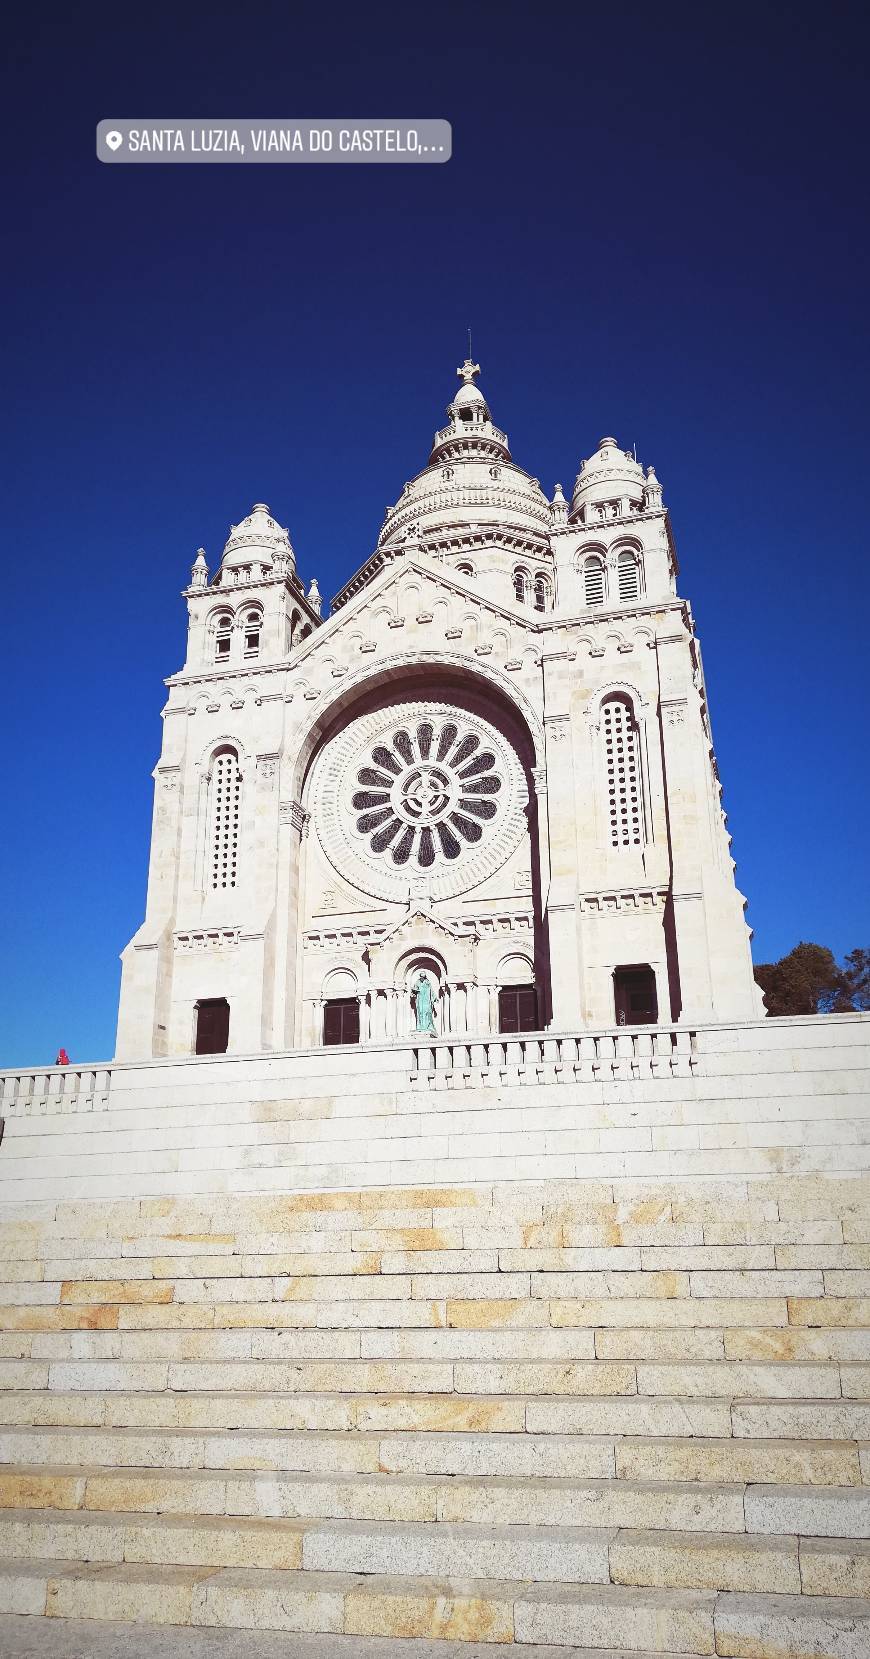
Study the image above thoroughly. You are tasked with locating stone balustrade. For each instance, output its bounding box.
[410,1025,696,1084]
[0,1065,111,1118]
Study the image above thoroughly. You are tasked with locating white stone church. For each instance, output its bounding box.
[1,359,868,1656]
[117,358,764,1063]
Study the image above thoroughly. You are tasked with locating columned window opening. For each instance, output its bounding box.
[208,748,242,889]
[195,997,230,1054]
[602,696,644,847]
[323,997,360,1045]
[498,983,538,1033]
[242,608,262,657]
[534,573,551,612]
[583,556,606,606]
[214,613,233,662]
[613,965,657,1026]
[617,550,641,602]
[513,567,529,604]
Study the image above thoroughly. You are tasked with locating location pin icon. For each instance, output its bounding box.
[105,131,123,151]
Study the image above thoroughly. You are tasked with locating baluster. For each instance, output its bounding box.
[574,1036,593,1081]
[673,1030,692,1078]
[613,1032,633,1080]
[650,1030,670,1079]
[597,1034,616,1081]
[634,1031,653,1078]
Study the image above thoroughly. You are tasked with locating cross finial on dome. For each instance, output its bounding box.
[457,357,481,385]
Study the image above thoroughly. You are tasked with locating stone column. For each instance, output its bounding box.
[273,799,310,1049]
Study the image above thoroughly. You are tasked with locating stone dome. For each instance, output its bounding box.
[220,503,295,573]
[570,436,646,521]
[377,362,550,552]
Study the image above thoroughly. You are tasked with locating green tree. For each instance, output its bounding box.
[754,942,845,1017]
[841,948,870,1011]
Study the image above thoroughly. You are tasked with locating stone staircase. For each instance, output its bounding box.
[2,1175,870,1656]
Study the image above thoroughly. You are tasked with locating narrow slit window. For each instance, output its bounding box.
[584,558,605,606]
[534,573,550,612]
[513,568,528,604]
[602,697,645,847]
[618,551,640,602]
[209,749,242,889]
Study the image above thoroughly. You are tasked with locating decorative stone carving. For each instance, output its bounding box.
[279,800,310,835]
[311,700,527,903]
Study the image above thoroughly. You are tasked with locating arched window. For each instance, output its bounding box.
[583,556,606,607]
[213,613,233,663]
[513,568,528,604]
[534,572,550,612]
[456,561,474,577]
[617,550,641,603]
[602,696,645,848]
[208,748,242,889]
[242,608,262,657]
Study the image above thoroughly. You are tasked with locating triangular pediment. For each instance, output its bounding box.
[374,904,467,951]
[287,549,538,672]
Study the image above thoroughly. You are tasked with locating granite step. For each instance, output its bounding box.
[0,1465,751,1531]
[0,1613,718,1659]
[2,1387,867,1439]
[1,1423,861,1483]
[3,1559,870,1651]
[3,1508,868,1595]
[2,1353,865,1395]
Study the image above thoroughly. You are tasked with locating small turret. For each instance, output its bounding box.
[570,436,646,524]
[306,577,322,617]
[550,482,568,527]
[189,548,209,590]
[217,503,296,582]
[643,465,664,511]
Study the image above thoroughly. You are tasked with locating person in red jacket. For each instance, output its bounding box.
[55,1048,69,1066]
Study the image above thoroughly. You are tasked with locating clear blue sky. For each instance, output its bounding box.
[2,2,868,1067]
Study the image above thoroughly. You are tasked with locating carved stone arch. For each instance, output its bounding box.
[489,628,511,659]
[609,533,644,560]
[196,732,253,776]
[398,578,423,619]
[603,630,628,651]
[496,950,535,985]
[284,650,546,791]
[574,542,607,573]
[585,680,651,731]
[321,966,359,999]
[207,601,238,626]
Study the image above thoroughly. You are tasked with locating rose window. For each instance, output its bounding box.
[351,720,502,869]
[313,699,527,902]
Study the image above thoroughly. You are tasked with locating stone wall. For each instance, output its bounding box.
[1,1014,868,1207]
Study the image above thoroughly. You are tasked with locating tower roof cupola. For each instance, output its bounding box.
[428,358,511,465]
[374,358,550,555]
[218,503,296,578]
[570,435,647,523]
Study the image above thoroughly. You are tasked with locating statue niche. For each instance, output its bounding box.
[412,970,437,1036]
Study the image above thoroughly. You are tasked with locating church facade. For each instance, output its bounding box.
[116,360,764,1062]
